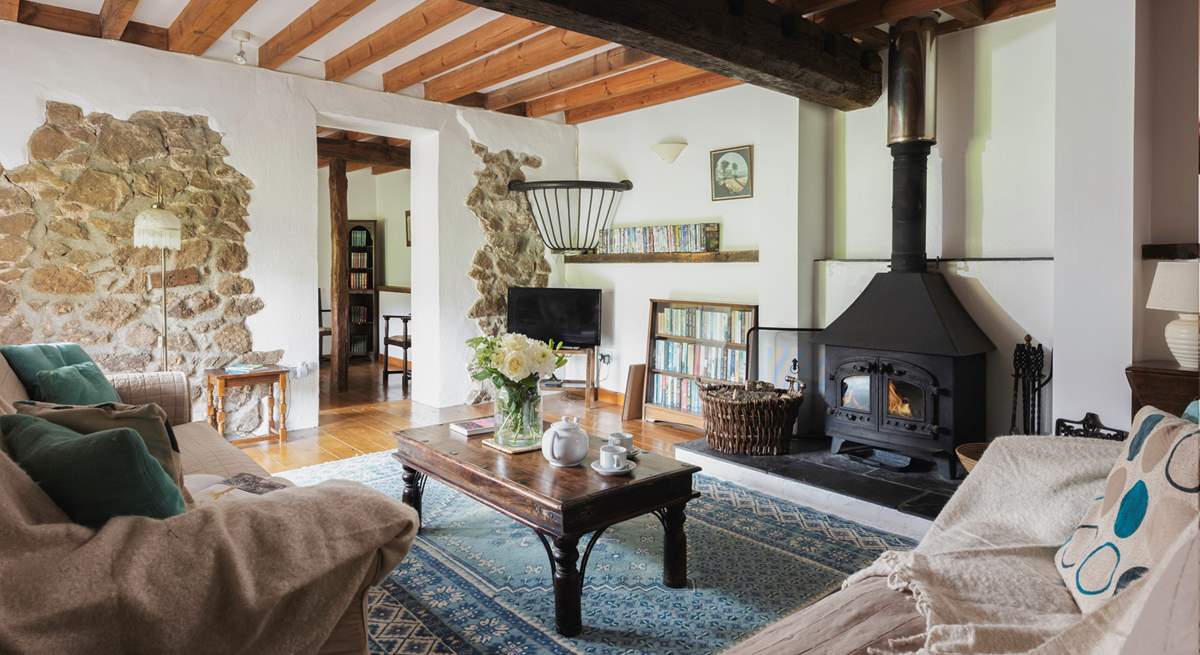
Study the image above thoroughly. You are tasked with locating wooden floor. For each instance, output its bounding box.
[242,360,701,474]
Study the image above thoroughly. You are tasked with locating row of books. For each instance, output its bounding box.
[349,272,371,290]
[729,310,754,345]
[653,340,749,382]
[350,252,370,269]
[350,305,371,324]
[349,334,371,356]
[350,229,370,247]
[596,223,720,254]
[658,307,753,343]
[651,373,702,414]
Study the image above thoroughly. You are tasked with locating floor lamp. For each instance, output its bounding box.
[134,199,182,371]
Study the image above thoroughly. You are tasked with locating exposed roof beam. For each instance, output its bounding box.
[422,27,606,102]
[768,0,858,13]
[168,0,259,55]
[317,137,411,167]
[456,0,880,111]
[99,0,138,39]
[527,60,704,117]
[382,14,544,92]
[814,0,969,33]
[259,0,376,69]
[940,0,983,25]
[851,27,890,49]
[484,45,658,110]
[938,0,1053,35]
[18,1,166,49]
[566,72,742,124]
[324,0,474,81]
[1,0,18,22]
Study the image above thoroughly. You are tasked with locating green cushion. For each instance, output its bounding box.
[0,343,95,400]
[1184,400,1199,424]
[35,362,120,405]
[1,414,185,528]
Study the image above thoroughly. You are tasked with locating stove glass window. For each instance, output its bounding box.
[841,375,870,412]
[887,380,923,421]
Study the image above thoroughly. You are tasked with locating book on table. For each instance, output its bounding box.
[449,417,497,437]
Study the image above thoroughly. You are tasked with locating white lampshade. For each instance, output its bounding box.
[651,141,687,164]
[133,207,182,251]
[1147,261,1200,313]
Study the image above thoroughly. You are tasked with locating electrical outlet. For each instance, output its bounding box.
[598,351,613,365]
[287,361,317,379]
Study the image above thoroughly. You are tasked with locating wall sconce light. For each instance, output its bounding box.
[651,141,687,164]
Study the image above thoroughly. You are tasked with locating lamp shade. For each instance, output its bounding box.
[651,141,687,164]
[133,207,182,251]
[1147,261,1199,313]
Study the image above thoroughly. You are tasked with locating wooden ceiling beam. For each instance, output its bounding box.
[99,0,138,39]
[168,0,258,55]
[940,0,984,25]
[371,165,405,174]
[324,0,474,81]
[768,0,858,14]
[937,0,1053,35]
[317,137,411,167]
[455,0,880,111]
[814,0,969,33]
[484,45,658,110]
[850,27,890,49]
[565,72,742,124]
[422,27,606,102]
[527,60,704,117]
[1,0,18,22]
[382,14,544,92]
[17,1,166,49]
[259,0,376,69]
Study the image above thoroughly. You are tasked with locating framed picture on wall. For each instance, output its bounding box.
[405,210,411,247]
[710,145,754,201]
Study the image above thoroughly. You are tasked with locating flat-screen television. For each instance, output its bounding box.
[507,287,601,348]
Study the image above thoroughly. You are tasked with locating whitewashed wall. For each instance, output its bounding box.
[0,20,578,424]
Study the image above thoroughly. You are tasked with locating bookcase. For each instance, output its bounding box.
[347,220,381,359]
[643,299,758,429]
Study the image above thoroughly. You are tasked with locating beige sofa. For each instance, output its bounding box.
[0,360,415,654]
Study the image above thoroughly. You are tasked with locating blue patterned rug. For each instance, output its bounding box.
[283,452,914,655]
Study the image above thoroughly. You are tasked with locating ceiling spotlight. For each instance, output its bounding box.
[232,29,253,65]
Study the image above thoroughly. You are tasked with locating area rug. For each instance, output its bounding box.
[283,452,915,655]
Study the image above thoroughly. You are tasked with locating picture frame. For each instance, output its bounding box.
[405,210,411,247]
[710,145,754,201]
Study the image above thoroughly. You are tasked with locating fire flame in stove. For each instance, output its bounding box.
[888,381,914,418]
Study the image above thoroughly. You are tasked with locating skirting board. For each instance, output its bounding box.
[674,446,932,541]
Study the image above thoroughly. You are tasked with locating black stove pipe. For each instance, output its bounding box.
[887,16,938,273]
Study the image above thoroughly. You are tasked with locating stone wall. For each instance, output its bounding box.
[464,141,552,402]
[0,102,277,434]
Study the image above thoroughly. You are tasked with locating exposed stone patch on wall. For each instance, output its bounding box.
[464,141,552,403]
[0,102,279,435]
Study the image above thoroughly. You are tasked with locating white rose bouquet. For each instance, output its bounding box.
[467,333,568,446]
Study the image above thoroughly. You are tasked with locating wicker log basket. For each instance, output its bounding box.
[700,381,804,456]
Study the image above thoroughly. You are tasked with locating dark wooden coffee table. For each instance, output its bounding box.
[393,423,700,637]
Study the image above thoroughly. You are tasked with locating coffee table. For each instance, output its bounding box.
[393,423,700,637]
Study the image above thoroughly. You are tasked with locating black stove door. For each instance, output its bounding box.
[878,358,938,438]
[829,357,878,430]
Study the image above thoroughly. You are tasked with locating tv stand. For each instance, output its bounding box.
[542,346,598,408]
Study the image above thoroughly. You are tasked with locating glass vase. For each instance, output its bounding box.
[493,382,543,449]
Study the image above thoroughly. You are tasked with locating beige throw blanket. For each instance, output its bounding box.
[0,449,418,654]
[849,435,1193,655]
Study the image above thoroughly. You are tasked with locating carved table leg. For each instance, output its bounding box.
[659,503,688,588]
[205,379,216,428]
[401,466,424,525]
[215,379,227,437]
[277,373,288,442]
[548,535,582,637]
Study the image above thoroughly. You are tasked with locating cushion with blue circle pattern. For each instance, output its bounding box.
[1055,406,1199,612]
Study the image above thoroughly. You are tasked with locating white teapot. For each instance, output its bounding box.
[541,416,589,468]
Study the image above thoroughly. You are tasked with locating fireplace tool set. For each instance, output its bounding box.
[1009,335,1051,435]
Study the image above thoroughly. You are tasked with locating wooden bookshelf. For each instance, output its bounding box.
[643,298,759,429]
[347,220,381,359]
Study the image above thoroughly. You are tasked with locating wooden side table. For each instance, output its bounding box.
[1125,360,1199,417]
[205,366,289,445]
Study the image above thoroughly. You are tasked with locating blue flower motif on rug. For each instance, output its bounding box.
[283,452,915,655]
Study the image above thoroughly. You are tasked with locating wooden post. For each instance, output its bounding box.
[329,158,350,392]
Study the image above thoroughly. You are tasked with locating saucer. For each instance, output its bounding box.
[591,460,637,476]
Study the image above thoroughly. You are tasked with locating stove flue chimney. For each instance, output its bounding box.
[887,15,938,273]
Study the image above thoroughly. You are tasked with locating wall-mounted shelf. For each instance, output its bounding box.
[564,250,759,264]
[1142,243,1199,260]
[378,285,412,293]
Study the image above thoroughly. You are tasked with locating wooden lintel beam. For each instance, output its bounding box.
[169,0,259,55]
[566,72,742,124]
[815,0,969,33]
[325,0,474,81]
[455,0,880,111]
[328,158,350,392]
[1,0,18,21]
[484,45,659,110]
[850,27,890,49]
[527,60,704,117]
[372,165,406,174]
[423,27,607,102]
[382,14,545,92]
[259,0,376,69]
[317,137,411,167]
[316,127,345,138]
[18,1,166,49]
[98,0,138,39]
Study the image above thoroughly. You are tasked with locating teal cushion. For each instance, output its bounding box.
[1,343,95,400]
[1184,400,1199,424]
[35,362,120,405]
[1,414,185,528]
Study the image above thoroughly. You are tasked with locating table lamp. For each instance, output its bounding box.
[134,198,182,371]
[1146,260,1200,369]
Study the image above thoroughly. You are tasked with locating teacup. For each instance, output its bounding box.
[599,444,628,471]
[607,432,634,453]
